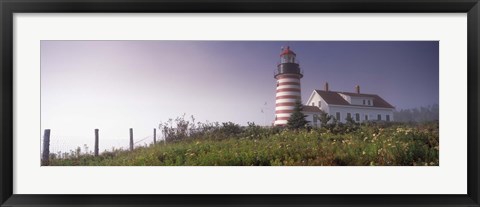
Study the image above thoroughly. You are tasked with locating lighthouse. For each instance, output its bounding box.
[274,46,303,126]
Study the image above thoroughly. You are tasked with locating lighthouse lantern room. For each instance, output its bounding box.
[274,46,303,126]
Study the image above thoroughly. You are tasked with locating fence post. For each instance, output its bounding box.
[153,128,156,144]
[129,128,134,151]
[42,129,51,166]
[94,129,99,156]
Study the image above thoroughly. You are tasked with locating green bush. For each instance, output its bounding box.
[48,121,439,166]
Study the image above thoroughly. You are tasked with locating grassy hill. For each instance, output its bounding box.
[48,121,439,166]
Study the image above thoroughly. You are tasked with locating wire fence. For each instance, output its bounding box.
[41,129,164,159]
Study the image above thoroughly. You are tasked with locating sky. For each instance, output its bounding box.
[41,41,438,151]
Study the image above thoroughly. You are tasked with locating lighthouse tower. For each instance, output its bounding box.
[274,46,303,126]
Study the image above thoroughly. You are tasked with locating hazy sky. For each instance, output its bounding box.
[41,41,438,150]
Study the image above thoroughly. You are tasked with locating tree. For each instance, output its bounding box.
[318,110,332,127]
[393,104,439,123]
[287,100,309,130]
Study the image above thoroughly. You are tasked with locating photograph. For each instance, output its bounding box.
[40,40,439,166]
[2,0,477,205]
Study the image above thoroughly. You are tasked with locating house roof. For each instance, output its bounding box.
[314,90,395,109]
[302,105,322,113]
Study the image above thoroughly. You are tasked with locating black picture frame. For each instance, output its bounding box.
[1,0,479,206]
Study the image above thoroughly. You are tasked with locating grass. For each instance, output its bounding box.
[47,121,439,166]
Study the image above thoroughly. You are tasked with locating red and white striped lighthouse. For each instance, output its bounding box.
[274,46,303,126]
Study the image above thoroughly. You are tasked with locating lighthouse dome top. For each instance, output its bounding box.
[275,46,302,79]
[280,46,296,56]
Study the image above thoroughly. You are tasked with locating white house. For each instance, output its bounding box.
[304,83,395,127]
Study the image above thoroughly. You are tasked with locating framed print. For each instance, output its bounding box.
[1,0,479,206]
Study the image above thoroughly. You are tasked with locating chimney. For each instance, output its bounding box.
[324,82,329,91]
[355,85,360,94]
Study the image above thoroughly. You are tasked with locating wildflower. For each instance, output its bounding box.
[362,151,366,155]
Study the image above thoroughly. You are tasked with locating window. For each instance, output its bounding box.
[313,115,317,123]
[311,102,315,106]
[318,101,321,108]
[355,113,360,122]
[336,112,340,121]
[347,113,351,120]
[363,100,366,105]
[365,115,368,121]
[386,115,390,121]
[377,114,381,121]
[368,100,371,105]
[282,54,295,63]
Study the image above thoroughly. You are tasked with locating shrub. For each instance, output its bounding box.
[218,122,242,137]
[287,100,309,130]
[49,118,439,166]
